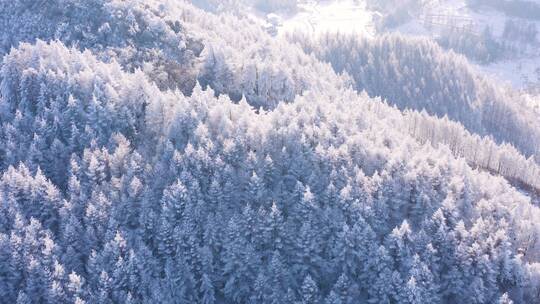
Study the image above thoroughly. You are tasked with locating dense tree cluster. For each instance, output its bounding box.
[1,1,540,304]
[347,95,540,195]
[0,0,349,110]
[401,109,540,192]
[2,40,540,303]
[437,27,503,64]
[178,2,347,109]
[503,19,538,45]
[0,0,205,94]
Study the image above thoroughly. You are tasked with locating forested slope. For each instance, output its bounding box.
[289,32,540,160]
[0,1,539,304]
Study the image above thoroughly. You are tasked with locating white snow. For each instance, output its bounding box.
[278,0,376,36]
[478,57,540,90]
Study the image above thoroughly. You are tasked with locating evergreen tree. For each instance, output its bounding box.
[325,291,342,304]
[301,274,320,304]
[201,273,216,304]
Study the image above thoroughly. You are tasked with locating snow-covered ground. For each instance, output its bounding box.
[277,0,376,36]
[480,57,540,89]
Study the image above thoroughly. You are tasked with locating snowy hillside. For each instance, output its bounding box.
[392,0,540,91]
[250,0,540,92]
[0,1,540,303]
